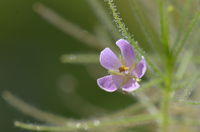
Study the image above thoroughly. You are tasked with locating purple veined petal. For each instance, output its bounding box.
[112,75,124,88]
[100,48,121,70]
[132,56,147,78]
[122,79,140,92]
[97,75,118,92]
[116,39,135,67]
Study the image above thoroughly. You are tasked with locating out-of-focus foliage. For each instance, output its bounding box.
[0,0,200,132]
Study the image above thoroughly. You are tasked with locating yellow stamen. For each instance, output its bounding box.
[118,65,129,72]
[135,78,141,82]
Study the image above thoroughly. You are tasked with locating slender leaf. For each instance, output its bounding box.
[2,91,70,125]
[15,114,159,131]
[60,53,99,64]
[86,0,120,38]
[33,3,103,49]
[174,10,200,56]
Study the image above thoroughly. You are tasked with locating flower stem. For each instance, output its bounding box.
[160,51,173,132]
[160,46,173,132]
[160,84,171,132]
[158,0,173,131]
[107,0,162,76]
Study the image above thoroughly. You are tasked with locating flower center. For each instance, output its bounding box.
[118,65,129,73]
[135,78,141,82]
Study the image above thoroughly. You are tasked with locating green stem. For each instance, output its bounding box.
[158,0,173,131]
[160,53,173,132]
[161,85,171,132]
[160,55,173,132]
[107,0,161,75]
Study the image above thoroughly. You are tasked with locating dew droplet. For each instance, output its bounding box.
[69,55,76,61]
[83,124,88,130]
[36,126,40,130]
[76,122,81,128]
[93,120,100,126]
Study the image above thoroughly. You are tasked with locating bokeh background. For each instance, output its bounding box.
[0,0,141,131]
[1,0,200,131]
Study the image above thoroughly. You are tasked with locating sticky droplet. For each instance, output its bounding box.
[76,123,81,128]
[93,120,100,126]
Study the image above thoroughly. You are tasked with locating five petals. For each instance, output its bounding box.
[97,39,147,93]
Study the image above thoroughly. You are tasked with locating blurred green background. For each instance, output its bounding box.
[0,0,140,131]
[1,0,200,131]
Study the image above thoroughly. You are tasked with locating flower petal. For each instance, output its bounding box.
[116,39,135,67]
[122,79,140,92]
[97,75,118,92]
[112,75,124,88]
[132,56,147,78]
[100,48,121,70]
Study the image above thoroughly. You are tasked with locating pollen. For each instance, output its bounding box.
[118,65,129,72]
[135,78,141,82]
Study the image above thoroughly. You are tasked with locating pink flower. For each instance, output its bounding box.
[97,39,147,92]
